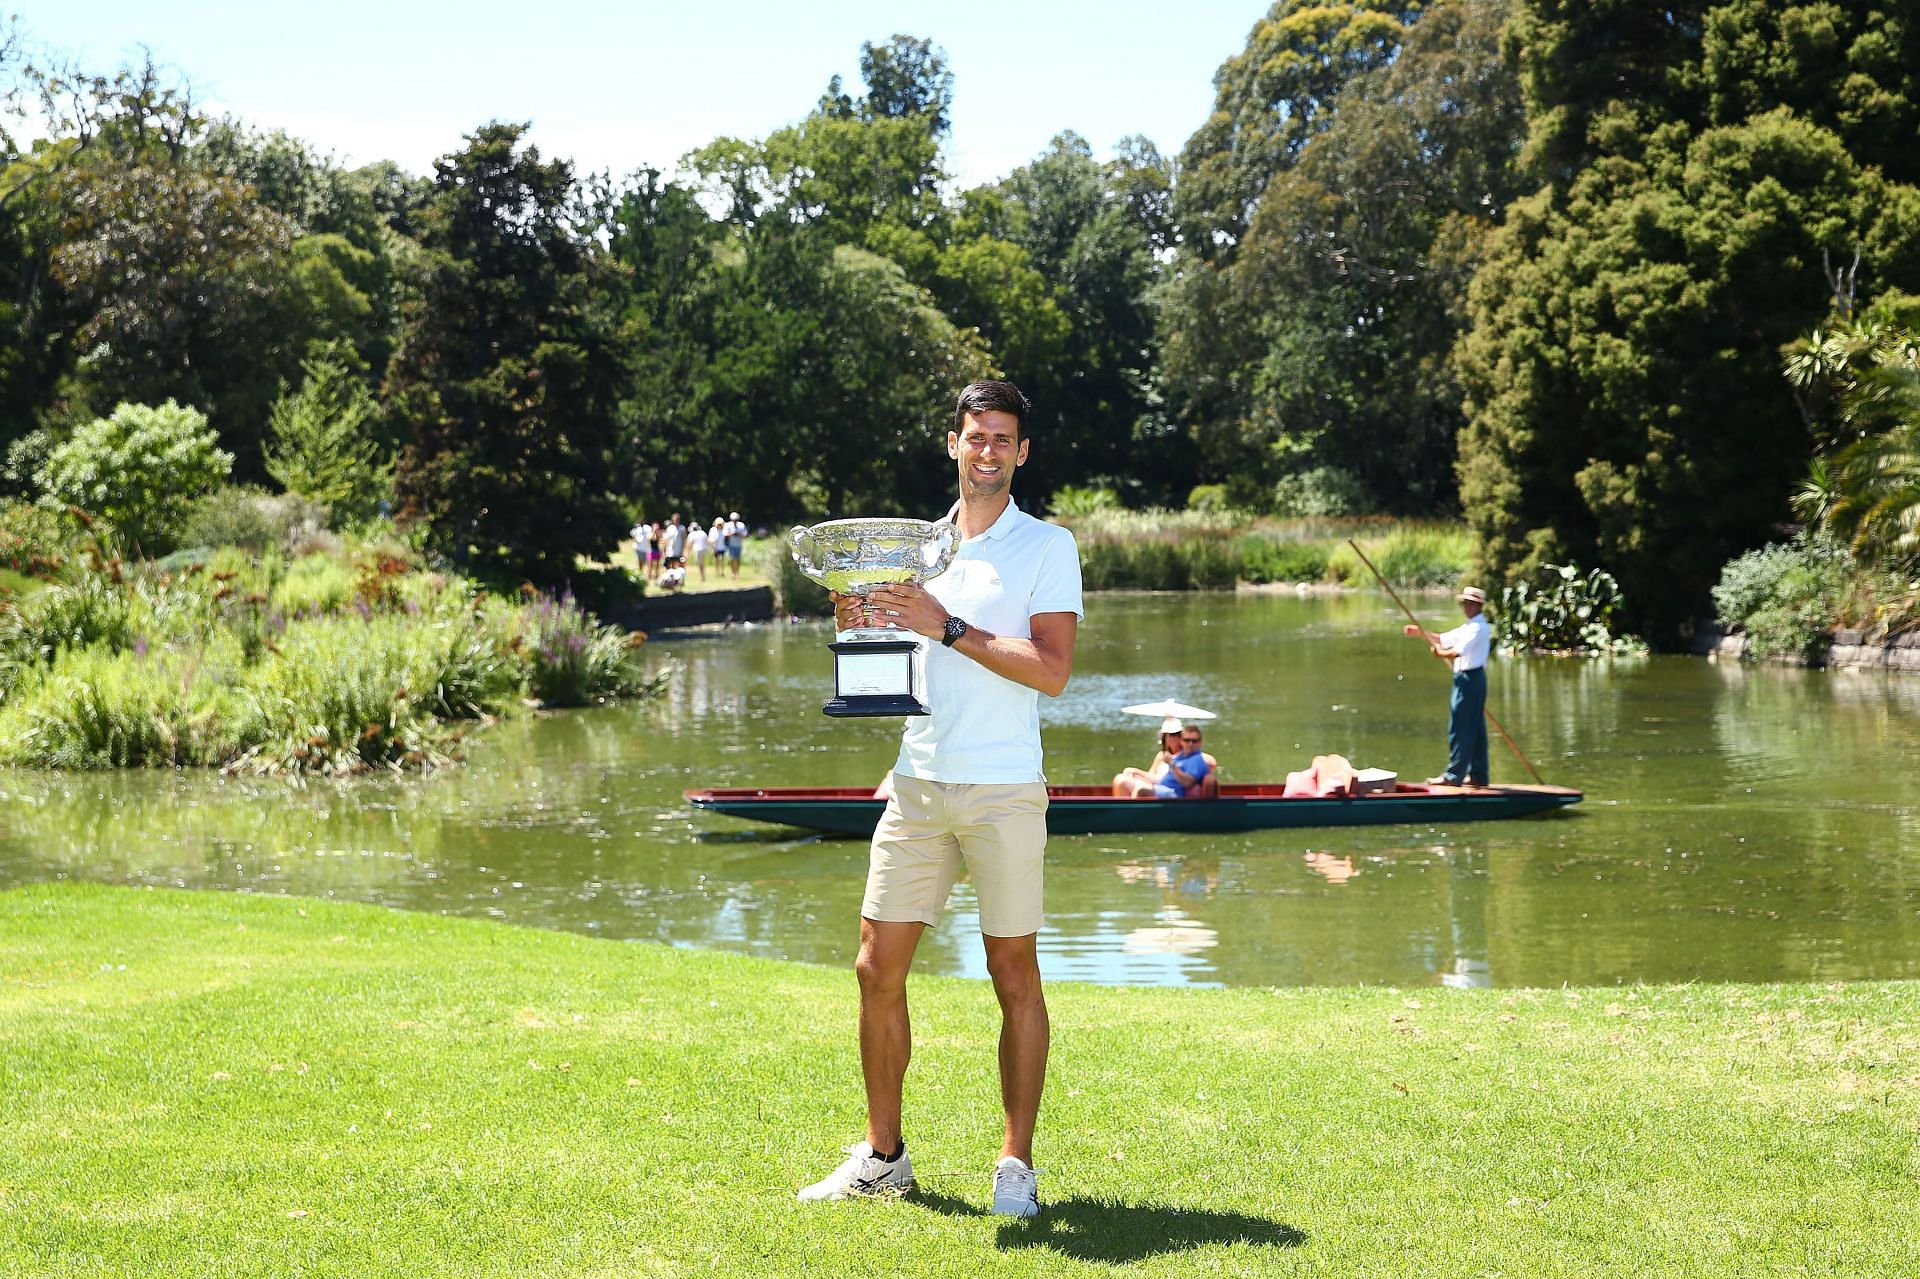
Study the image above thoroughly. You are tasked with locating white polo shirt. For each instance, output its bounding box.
[1438,613,1492,673]
[893,500,1082,785]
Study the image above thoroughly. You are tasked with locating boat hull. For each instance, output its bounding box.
[684,783,1582,838]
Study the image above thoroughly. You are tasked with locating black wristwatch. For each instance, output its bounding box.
[941,615,969,648]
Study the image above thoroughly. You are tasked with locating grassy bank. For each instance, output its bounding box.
[2,884,1914,1278]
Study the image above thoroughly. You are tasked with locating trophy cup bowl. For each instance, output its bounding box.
[786,517,962,717]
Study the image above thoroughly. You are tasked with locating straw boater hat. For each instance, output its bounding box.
[1458,586,1487,604]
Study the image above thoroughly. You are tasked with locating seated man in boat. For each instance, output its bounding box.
[1154,723,1220,799]
[1112,719,1220,798]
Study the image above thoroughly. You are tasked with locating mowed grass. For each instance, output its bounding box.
[2,885,1916,1278]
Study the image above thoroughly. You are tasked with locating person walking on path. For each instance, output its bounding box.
[633,519,658,583]
[662,512,687,570]
[797,379,1082,1220]
[725,511,745,579]
[1404,585,1493,786]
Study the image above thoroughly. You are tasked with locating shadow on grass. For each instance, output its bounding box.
[913,1189,1306,1262]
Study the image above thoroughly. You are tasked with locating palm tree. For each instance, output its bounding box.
[1788,316,1920,565]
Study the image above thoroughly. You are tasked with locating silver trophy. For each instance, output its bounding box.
[788,517,963,716]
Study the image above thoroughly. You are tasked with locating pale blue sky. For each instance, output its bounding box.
[15,1,1265,186]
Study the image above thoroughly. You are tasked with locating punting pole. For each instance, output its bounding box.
[1346,539,1546,785]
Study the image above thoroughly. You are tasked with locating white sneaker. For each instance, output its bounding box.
[991,1155,1040,1218]
[796,1141,914,1201]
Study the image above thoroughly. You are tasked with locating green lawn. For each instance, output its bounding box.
[2,883,1915,1277]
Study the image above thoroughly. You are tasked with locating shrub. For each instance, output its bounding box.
[757,536,830,616]
[1238,537,1330,584]
[1187,484,1230,512]
[0,499,83,577]
[1495,562,1646,655]
[1271,466,1372,518]
[35,401,233,554]
[1047,486,1121,518]
[1712,534,1850,659]
[180,486,330,556]
[2,429,58,499]
[272,553,360,616]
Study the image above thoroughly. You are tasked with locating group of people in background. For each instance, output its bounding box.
[634,512,747,591]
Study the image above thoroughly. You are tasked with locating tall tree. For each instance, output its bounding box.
[1160,0,1422,509]
[991,133,1168,505]
[1162,0,1519,512]
[388,122,624,584]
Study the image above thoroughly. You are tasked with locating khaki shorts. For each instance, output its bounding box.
[863,776,1048,937]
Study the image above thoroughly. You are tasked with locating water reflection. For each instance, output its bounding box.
[1,593,1917,989]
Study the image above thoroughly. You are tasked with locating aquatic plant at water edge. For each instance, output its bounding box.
[1326,526,1470,588]
[512,591,660,708]
[757,537,829,616]
[1495,563,1645,656]
[1078,537,1239,590]
[0,641,245,768]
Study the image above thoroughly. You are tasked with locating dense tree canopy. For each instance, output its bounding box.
[1456,0,1920,641]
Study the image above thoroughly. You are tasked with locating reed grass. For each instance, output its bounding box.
[1061,510,1470,591]
[0,537,668,773]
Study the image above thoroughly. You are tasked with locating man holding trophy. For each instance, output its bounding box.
[792,380,1082,1218]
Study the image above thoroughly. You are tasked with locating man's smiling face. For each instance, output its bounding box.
[949,409,1027,500]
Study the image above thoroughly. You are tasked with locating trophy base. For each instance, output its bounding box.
[823,693,931,718]
[825,636,926,718]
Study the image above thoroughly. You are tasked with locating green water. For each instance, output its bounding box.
[3,591,1916,989]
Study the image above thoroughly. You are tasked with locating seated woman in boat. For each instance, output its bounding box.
[1111,718,1182,797]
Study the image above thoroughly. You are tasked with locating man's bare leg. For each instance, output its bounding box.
[982,931,1048,1164]
[856,917,925,1155]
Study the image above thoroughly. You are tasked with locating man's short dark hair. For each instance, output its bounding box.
[953,380,1031,435]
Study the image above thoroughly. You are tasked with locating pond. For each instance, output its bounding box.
[3,591,1917,989]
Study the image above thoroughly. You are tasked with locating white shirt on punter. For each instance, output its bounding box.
[893,500,1083,786]
[1438,613,1492,673]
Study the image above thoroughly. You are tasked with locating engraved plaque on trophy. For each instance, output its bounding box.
[786,517,963,717]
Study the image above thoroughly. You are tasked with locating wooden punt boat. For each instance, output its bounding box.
[684,781,1582,838]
